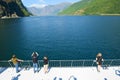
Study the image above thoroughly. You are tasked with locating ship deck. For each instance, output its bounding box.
[0,67,120,80]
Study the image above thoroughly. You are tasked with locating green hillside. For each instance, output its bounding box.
[59,0,120,15]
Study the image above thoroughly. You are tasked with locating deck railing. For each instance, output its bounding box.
[0,59,120,67]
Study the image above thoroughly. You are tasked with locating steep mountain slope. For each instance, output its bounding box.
[59,0,120,15]
[0,0,31,18]
[28,2,72,16]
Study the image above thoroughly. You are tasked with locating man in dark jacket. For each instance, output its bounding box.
[31,52,39,73]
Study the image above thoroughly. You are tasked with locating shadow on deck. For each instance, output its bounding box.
[0,67,8,74]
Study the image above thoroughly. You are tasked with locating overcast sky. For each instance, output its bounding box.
[22,0,80,8]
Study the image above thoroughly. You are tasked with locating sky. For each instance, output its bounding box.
[22,0,80,8]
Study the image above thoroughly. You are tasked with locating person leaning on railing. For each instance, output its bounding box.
[8,54,23,73]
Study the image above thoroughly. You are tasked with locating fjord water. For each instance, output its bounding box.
[0,16,120,60]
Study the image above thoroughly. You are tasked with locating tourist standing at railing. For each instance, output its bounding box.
[8,54,23,73]
[96,53,104,72]
[43,56,49,73]
[31,52,39,73]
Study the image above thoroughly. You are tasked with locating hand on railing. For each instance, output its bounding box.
[17,59,24,62]
[19,60,24,62]
[8,60,11,62]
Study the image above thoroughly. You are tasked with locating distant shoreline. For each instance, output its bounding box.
[100,14,120,16]
[0,16,20,19]
[0,14,120,19]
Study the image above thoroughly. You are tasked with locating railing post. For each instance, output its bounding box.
[109,60,113,67]
[38,60,40,68]
[20,62,23,68]
[8,62,12,68]
[28,60,31,67]
[92,60,96,67]
[83,60,85,67]
[71,60,73,67]
[60,60,61,67]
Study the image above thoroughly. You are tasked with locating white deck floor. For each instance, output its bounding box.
[0,67,120,80]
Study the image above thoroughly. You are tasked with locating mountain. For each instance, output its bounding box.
[59,0,120,15]
[0,0,31,18]
[28,2,72,16]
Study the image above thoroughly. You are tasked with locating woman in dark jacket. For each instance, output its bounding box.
[96,53,104,72]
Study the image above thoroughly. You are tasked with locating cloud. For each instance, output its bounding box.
[38,0,45,3]
[29,0,46,8]
[29,4,46,8]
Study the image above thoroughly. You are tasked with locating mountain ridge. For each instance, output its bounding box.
[59,0,120,15]
[28,2,72,16]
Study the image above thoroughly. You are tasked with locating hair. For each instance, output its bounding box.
[12,54,16,58]
[44,56,47,59]
[97,53,102,57]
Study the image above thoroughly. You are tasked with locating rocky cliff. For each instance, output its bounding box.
[0,0,31,18]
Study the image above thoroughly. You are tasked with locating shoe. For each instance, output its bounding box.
[37,71,39,73]
[16,70,20,73]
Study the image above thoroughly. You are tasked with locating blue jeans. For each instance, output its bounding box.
[33,63,38,72]
[14,63,19,73]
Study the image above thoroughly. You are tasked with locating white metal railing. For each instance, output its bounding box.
[0,59,120,68]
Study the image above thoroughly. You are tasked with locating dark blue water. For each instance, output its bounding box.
[0,16,120,60]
